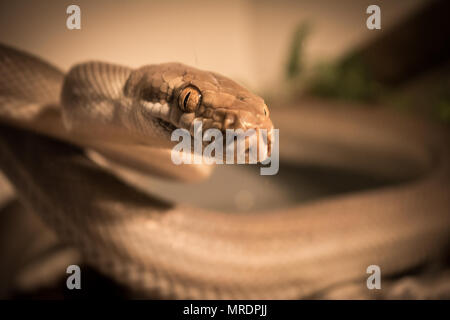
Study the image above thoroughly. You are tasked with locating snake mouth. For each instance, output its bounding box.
[157,118,177,132]
[154,115,272,162]
[148,104,273,161]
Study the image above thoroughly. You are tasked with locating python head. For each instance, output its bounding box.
[124,63,274,160]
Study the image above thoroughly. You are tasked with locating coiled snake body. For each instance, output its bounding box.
[0,44,449,299]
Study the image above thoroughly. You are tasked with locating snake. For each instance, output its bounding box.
[0,43,449,299]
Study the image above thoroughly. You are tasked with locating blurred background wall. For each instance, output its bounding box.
[0,0,426,93]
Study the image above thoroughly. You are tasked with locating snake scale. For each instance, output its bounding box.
[0,43,449,299]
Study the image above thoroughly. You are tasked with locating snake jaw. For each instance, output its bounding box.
[141,98,274,161]
[156,118,177,132]
[147,106,273,161]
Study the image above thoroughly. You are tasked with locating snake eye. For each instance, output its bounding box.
[178,86,201,113]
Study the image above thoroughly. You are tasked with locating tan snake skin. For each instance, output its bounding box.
[0,43,449,299]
